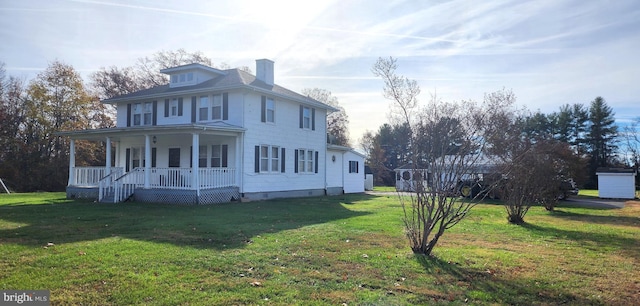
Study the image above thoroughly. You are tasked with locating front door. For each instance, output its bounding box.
[168,148,180,168]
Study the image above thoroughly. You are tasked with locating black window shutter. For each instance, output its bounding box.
[125,148,131,172]
[311,108,315,130]
[254,146,260,173]
[315,151,319,173]
[222,144,228,167]
[151,148,157,168]
[223,93,229,120]
[294,149,299,173]
[261,96,266,122]
[191,96,196,123]
[164,99,169,117]
[190,146,192,168]
[126,104,131,127]
[152,101,158,125]
[281,148,286,173]
[178,98,183,116]
[299,105,303,128]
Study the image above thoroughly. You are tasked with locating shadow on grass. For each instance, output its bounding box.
[521,222,640,260]
[0,194,373,250]
[414,254,597,305]
[549,209,640,228]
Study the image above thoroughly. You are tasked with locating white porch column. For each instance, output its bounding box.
[105,137,112,176]
[115,141,120,170]
[144,135,151,188]
[192,133,200,194]
[68,139,76,186]
[236,133,243,191]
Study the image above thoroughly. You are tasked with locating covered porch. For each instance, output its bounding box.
[60,124,245,204]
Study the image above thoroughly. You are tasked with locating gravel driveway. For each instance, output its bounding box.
[561,197,627,209]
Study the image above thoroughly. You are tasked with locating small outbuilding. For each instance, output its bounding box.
[326,144,366,195]
[596,168,637,199]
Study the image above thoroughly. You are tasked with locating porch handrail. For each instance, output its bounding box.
[113,168,144,203]
[74,167,124,186]
[97,168,125,202]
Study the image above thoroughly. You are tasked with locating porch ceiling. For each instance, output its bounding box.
[56,123,245,141]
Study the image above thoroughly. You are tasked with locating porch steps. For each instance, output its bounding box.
[99,185,135,203]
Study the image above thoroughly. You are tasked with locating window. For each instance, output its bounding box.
[266,98,275,122]
[168,148,180,167]
[297,149,315,173]
[171,73,195,85]
[259,145,280,173]
[271,146,279,172]
[302,107,311,129]
[211,145,222,167]
[143,102,152,125]
[349,161,359,173]
[132,148,141,168]
[170,99,178,116]
[133,103,141,126]
[198,145,207,168]
[212,94,222,120]
[261,96,275,123]
[199,96,209,121]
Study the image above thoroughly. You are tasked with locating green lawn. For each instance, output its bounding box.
[1,192,638,305]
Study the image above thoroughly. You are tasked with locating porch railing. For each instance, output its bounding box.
[98,168,125,202]
[148,167,236,189]
[73,167,124,186]
[199,168,236,189]
[112,168,144,203]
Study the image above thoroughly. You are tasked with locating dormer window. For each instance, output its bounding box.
[171,72,195,85]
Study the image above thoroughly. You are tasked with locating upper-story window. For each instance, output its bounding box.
[133,103,142,126]
[170,99,179,116]
[261,96,275,123]
[199,96,209,121]
[212,94,222,120]
[143,102,152,125]
[171,72,195,85]
[302,107,311,129]
[299,105,315,130]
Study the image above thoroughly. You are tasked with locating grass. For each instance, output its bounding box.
[1,192,639,305]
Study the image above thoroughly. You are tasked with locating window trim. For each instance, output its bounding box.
[257,144,280,173]
[349,161,359,173]
[296,149,316,174]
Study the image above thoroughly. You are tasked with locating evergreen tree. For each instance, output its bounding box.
[587,96,618,186]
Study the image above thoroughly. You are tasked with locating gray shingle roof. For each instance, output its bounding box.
[103,68,337,111]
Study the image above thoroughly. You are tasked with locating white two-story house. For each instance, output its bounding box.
[60,59,364,204]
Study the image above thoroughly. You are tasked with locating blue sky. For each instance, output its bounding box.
[1,0,639,144]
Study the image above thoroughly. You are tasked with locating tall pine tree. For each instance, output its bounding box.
[587,96,618,187]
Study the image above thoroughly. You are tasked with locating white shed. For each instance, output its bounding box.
[326,145,365,195]
[596,168,637,199]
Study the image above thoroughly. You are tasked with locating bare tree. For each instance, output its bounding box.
[372,57,509,255]
[371,57,420,126]
[302,88,351,146]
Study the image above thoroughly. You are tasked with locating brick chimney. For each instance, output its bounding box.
[255,59,274,86]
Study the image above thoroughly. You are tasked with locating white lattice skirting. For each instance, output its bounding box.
[134,187,240,205]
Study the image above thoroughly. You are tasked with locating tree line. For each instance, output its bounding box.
[361,88,625,189]
[0,49,350,192]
